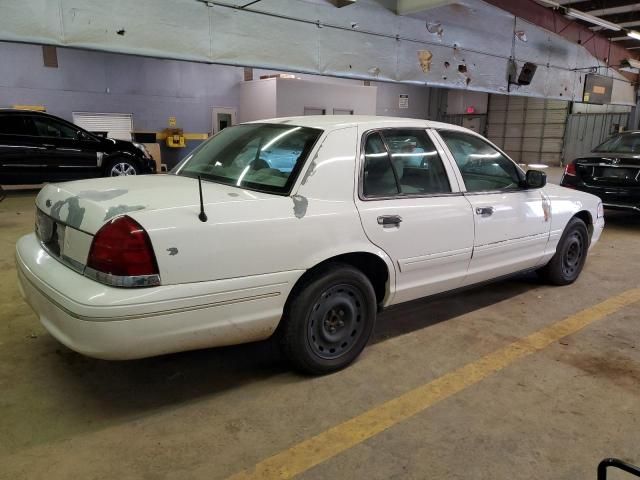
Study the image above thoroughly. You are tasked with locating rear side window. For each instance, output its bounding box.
[0,115,36,135]
[31,117,78,139]
[439,130,522,193]
[362,129,451,198]
[362,133,398,197]
[383,130,451,194]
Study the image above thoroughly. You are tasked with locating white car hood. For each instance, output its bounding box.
[36,174,274,234]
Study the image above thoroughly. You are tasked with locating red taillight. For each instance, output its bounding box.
[87,215,159,284]
[564,162,577,176]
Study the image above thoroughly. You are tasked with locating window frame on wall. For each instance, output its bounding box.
[358,128,457,201]
[303,107,326,116]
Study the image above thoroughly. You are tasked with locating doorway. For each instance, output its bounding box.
[212,107,237,135]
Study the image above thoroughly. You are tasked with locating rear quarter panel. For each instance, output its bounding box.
[132,126,395,292]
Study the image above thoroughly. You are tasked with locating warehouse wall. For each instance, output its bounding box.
[0,41,243,134]
[239,79,278,123]
[276,78,377,117]
[0,41,441,167]
[373,81,430,119]
[254,70,434,120]
[0,42,439,128]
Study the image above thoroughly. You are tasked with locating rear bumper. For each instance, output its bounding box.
[16,233,302,360]
[561,177,640,212]
[601,203,640,212]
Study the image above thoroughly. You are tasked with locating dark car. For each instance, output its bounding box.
[0,109,156,185]
[561,131,640,213]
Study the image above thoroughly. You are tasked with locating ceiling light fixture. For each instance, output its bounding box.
[535,1,622,31]
[627,30,640,40]
[565,8,622,31]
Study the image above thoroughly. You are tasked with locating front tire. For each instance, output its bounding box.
[279,264,377,375]
[537,217,589,285]
[106,158,140,177]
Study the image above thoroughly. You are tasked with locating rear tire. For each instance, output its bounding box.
[537,217,589,285]
[279,263,377,375]
[106,158,140,177]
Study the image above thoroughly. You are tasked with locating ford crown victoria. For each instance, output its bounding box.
[16,116,604,374]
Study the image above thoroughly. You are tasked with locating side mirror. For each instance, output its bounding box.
[525,169,546,189]
[77,130,93,141]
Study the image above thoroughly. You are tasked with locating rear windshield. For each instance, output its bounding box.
[173,123,322,194]
[593,133,640,154]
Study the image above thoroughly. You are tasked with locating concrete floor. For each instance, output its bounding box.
[1,180,639,480]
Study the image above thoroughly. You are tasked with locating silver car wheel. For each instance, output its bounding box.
[110,162,137,176]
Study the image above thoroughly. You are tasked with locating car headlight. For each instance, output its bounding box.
[133,142,151,158]
[597,201,604,218]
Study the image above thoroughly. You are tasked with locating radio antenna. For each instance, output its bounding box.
[197,176,208,222]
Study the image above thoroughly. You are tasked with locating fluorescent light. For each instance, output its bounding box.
[565,8,621,31]
[628,30,640,40]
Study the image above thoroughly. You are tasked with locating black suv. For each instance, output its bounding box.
[0,109,156,185]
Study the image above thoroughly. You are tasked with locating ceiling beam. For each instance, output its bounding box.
[564,0,640,11]
[587,3,640,17]
[590,19,640,31]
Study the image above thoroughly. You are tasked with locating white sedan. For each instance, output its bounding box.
[16,116,604,374]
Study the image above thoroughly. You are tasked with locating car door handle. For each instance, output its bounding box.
[42,144,56,150]
[475,206,494,216]
[377,215,403,226]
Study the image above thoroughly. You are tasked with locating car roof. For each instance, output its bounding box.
[0,109,59,119]
[248,115,474,134]
[0,108,47,114]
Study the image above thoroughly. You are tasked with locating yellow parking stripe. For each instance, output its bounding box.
[228,287,640,480]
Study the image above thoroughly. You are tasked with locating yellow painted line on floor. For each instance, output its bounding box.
[228,287,640,480]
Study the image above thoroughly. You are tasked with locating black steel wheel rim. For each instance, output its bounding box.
[562,230,585,278]
[307,283,365,360]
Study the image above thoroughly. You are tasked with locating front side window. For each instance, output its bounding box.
[362,129,451,198]
[174,123,322,194]
[31,117,78,139]
[439,130,523,192]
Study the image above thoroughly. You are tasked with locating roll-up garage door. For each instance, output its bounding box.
[486,95,568,166]
[72,112,133,141]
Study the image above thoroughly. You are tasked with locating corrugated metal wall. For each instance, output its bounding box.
[487,95,568,166]
[562,113,630,163]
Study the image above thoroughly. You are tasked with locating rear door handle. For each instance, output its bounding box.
[42,144,56,150]
[475,206,494,216]
[377,214,403,226]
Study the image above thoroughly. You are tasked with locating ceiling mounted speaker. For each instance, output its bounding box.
[517,62,537,86]
[329,0,356,6]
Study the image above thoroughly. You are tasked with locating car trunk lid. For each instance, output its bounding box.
[34,174,274,272]
[36,174,272,235]
[575,155,640,188]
